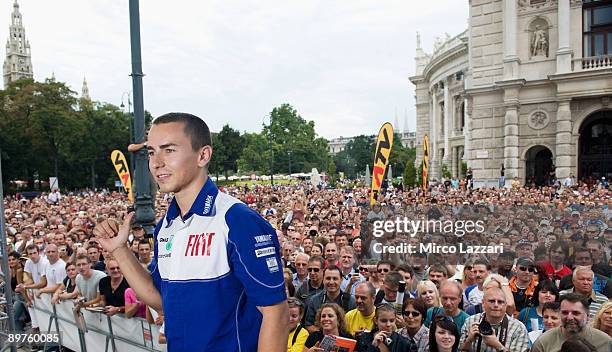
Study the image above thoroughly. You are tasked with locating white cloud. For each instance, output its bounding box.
[2,0,468,139]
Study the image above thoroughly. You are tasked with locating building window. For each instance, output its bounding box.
[583,0,612,57]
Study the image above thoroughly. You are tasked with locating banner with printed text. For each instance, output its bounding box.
[110,150,133,202]
[370,122,394,206]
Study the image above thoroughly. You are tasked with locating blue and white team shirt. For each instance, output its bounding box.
[149,178,287,351]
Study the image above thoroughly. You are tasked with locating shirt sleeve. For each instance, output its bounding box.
[124,288,137,305]
[508,323,530,352]
[226,203,287,307]
[149,221,164,292]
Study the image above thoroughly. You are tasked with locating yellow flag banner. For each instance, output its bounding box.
[370,122,394,206]
[423,134,429,191]
[110,150,133,202]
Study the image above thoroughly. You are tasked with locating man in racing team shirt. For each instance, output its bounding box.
[94,113,288,351]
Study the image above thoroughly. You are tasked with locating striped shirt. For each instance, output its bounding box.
[459,313,530,352]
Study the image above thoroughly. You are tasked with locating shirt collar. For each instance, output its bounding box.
[166,177,219,225]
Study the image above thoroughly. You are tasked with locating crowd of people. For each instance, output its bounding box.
[2,176,612,351]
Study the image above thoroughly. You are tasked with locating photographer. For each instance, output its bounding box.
[355,303,415,352]
[458,287,529,352]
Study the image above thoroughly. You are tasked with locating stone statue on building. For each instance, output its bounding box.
[530,25,548,58]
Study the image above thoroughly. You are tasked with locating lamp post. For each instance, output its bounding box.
[120,91,134,173]
[128,0,155,236]
[263,115,274,186]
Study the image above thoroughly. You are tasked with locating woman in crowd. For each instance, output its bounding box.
[460,260,476,290]
[287,298,309,352]
[310,243,324,257]
[356,303,414,352]
[416,280,441,310]
[51,261,79,303]
[304,303,352,351]
[7,251,27,332]
[397,298,429,351]
[428,316,460,352]
[591,301,612,337]
[517,280,559,332]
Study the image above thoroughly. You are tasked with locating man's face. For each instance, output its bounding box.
[282,244,294,259]
[34,237,45,250]
[147,121,210,195]
[560,300,588,334]
[516,264,534,282]
[473,264,489,285]
[288,307,302,331]
[106,262,122,279]
[339,250,354,270]
[516,245,533,259]
[440,285,461,315]
[377,264,391,281]
[325,243,338,261]
[354,285,374,314]
[352,238,362,254]
[294,255,308,276]
[87,248,99,263]
[307,261,323,284]
[289,232,302,246]
[543,309,561,330]
[323,270,342,295]
[574,251,593,267]
[549,246,565,264]
[45,246,59,263]
[412,256,426,272]
[382,279,398,301]
[138,244,151,261]
[573,271,594,295]
[27,249,40,262]
[398,270,413,287]
[429,271,446,288]
[586,242,603,261]
[335,235,348,248]
[483,290,507,321]
[76,259,91,275]
[302,238,313,253]
[497,256,513,271]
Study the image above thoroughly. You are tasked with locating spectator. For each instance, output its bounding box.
[304,303,352,350]
[324,242,339,266]
[542,241,572,283]
[559,246,612,298]
[287,297,309,352]
[527,301,561,345]
[425,280,469,331]
[74,254,106,308]
[374,271,402,306]
[509,257,539,313]
[19,244,49,332]
[310,243,323,257]
[355,303,415,351]
[397,297,429,351]
[36,244,67,298]
[494,251,515,280]
[417,280,442,310]
[124,287,147,319]
[292,252,309,289]
[463,259,489,313]
[99,259,130,316]
[344,282,376,336]
[516,280,559,333]
[459,287,530,352]
[375,260,395,282]
[429,315,460,352]
[87,243,105,271]
[428,264,449,289]
[295,256,325,302]
[137,239,152,270]
[559,266,608,320]
[51,262,79,304]
[339,246,364,295]
[532,293,610,352]
[591,301,612,337]
[7,251,27,332]
[304,265,356,332]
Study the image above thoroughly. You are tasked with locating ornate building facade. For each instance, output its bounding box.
[412,0,612,187]
[3,0,33,88]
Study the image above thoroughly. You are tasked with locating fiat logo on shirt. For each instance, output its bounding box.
[184,232,215,257]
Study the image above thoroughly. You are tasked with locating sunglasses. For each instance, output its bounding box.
[464,266,473,271]
[378,268,390,273]
[518,266,536,273]
[359,266,368,272]
[403,311,421,317]
[307,268,321,273]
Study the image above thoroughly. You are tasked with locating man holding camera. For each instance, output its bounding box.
[459,287,529,352]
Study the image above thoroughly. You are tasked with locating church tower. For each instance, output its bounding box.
[81,77,90,100]
[3,0,33,88]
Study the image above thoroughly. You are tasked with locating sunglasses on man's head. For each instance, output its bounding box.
[518,266,536,273]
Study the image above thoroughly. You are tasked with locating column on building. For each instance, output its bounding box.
[503,104,520,183]
[463,97,471,167]
[431,87,438,179]
[443,78,451,168]
[555,100,572,179]
[451,146,458,178]
[502,0,519,80]
[557,0,572,73]
[458,146,465,178]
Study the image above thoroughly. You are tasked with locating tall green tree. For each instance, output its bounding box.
[237,132,269,174]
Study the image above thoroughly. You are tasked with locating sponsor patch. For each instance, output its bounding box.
[266,257,279,273]
[255,246,276,258]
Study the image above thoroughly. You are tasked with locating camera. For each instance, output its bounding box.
[384,336,393,346]
[478,320,493,336]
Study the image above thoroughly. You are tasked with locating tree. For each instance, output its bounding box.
[237,132,268,174]
[403,157,417,187]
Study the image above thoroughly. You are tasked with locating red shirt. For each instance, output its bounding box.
[542,262,572,281]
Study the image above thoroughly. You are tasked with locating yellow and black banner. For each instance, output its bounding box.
[422,134,429,191]
[111,150,133,202]
[370,122,394,206]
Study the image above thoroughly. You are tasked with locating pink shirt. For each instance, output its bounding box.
[124,288,146,318]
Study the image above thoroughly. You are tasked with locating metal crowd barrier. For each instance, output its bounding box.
[25,293,166,352]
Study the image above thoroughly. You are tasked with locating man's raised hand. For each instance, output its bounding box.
[93,212,134,253]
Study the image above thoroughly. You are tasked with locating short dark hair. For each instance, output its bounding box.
[308,255,325,268]
[429,315,460,352]
[550,241,569,258]
[402,297,428,319]
[377,259,395,270]
[559,293,589,312]
[138,239,151,248]
[153,113,212,151]
[76,254,91,263]
[25,244,39,253]
[473,258,491,270]
[533,280,560,306]
[542,301,560,314]
[324,264,343,278]
[429,264,449,277]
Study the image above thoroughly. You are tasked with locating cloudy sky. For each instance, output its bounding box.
[2,0,468,139]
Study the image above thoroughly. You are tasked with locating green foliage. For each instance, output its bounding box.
[461,161,467,178]
[441,163,451,179]
[417,161,423,186]
[403,159,417,187]
[237,132,268,174]
[210,124,245,176]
